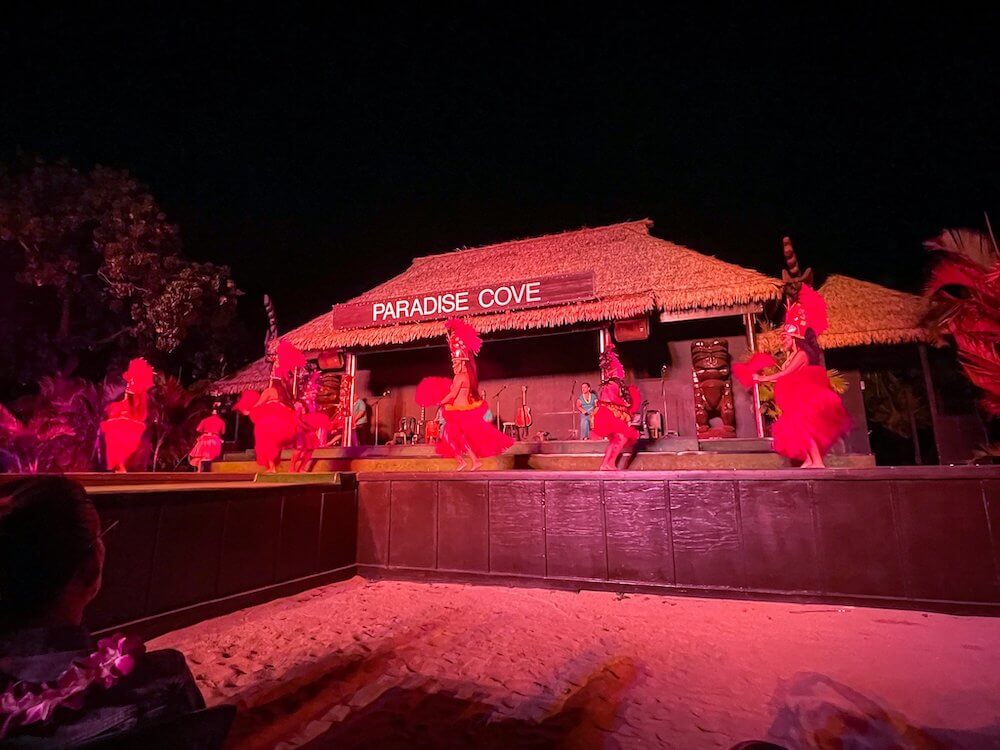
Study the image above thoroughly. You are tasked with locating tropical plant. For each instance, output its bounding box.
[147,376,213,470]
[862,371,930,439]
[923,227,1000,417]
[0,369,216,473]
[0,373,116,472]
[0,402,76,473]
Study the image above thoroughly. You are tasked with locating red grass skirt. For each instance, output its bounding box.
[189,433,223,465]
[771,366,851,461]
[592,406,639,444]
[297,412,333,450]
[592,385,641,445]
[100,417,146,470]
[435,401,514,459]
[251,401,298,467]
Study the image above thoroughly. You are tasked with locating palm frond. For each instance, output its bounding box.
[827,369,849,394]
[924,257,986,298]
[980,393,1000,418]
[924,228,999,271]
[0,402,23,433]
[955,335,1000,394]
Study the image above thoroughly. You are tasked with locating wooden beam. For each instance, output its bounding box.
[744,312,765,438]
[344,352,358,448]
[919,343,943,464]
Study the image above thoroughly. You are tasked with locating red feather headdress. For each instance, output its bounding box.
[783,284,829,338]
[599,342,625,380]
[123,358,155,395]
[273,339,307,378]
[445,317,482,361]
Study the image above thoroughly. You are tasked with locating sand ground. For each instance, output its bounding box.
[151,577,1000,749]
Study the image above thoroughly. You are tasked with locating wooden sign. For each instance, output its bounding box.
[328,271,596,328]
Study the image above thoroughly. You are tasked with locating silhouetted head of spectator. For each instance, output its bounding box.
[0,477,104,631]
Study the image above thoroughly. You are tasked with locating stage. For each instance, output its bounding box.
[211,437,876,473]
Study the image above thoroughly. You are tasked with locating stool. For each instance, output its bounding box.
[502,422,520,440]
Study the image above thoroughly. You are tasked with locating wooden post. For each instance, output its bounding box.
[919,343,943,464]
[744,312,765,438]
[344,352,357,448]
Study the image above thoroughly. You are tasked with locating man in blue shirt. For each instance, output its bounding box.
[577,382,597,439]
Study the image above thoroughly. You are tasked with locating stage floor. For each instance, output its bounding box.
[213,438,876,473]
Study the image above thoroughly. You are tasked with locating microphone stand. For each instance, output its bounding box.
[493,385,507,430]
[568,380,577,439]
[371,392,389,446]
[660,364,669,437]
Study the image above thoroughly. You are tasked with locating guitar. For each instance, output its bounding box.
[515,385,533,431]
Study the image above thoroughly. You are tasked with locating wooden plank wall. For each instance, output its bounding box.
[84,480,357,637]
[357,469,1000,614]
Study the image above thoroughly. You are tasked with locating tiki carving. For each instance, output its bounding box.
[692,339,736,437]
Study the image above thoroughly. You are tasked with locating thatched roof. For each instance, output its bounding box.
[759,274,932,351]
[818,274,931,349]
[282,220,781,351]
[213,357,270,395]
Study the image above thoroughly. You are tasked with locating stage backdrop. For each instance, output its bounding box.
[351,318,792,444]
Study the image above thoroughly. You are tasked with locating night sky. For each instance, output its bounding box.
[2,7,997,341]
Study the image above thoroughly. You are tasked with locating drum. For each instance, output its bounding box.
[645,410,662,439]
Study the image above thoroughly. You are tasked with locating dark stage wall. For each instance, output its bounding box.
[35,463,998,640]
[356,467,1000,615]
[82,479,357,637]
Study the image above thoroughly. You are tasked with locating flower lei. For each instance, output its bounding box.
[0,633,145,739]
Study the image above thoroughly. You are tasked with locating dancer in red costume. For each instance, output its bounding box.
[291,371,334,472]
[188,406,225,471]
[416,318,513,471]
[733,285,851,468]
[100,358,155,473]
[235,340,303,473]
[591,342,642,470]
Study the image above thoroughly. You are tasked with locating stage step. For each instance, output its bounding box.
[211,451,875,474]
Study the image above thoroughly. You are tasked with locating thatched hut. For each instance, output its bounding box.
[219,220,788,446]
[214,357,270,396]
[818,274,931,349]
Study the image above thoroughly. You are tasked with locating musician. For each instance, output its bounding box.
[577,382,597,439]
[352,396,371,445]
